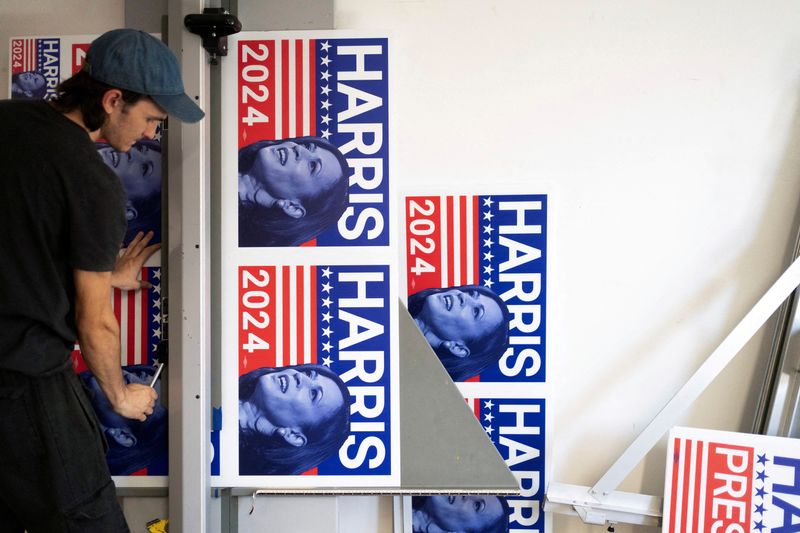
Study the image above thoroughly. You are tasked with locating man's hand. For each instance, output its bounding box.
[111,383,158,422]
[111,231,160,290]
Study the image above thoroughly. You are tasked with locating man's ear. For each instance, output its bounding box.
[100,88,124,114]
[276,426,307,447]
[276,199,307,219]
[106,427,138,448]
[441,340,470,358]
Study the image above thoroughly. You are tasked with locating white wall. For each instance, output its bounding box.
[335,1,800,531]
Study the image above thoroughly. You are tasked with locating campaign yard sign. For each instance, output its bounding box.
[236,264,392,477]
[664,426,800,533]
[233,34,390,248]
[402,191,551,532]
[403,194,547,383]
[218,31,398,488]
[471,396,546,532]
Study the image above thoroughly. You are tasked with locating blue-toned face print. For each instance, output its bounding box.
[13,71,46,98]
[249,140,342,203]
[417,288,504,346]
[250,367,344,433]
[97,142,161,203]
[425,495,506,533]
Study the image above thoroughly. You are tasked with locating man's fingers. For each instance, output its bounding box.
[127,231,146,250]
[142,243,161,260]
[124,231,154,255]
[140,230,155,245]
[128,237,158,260]
[130,231,152,253]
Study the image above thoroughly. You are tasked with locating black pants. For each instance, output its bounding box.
[0,367,129,533]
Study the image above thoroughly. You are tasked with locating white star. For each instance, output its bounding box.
[321,129,331,139]
[484,412,494,422]
[484,425,494,435]
[322,356,333,367]
[483,197,494,207]
[321,56,332,67]
[322,297,332,307]
[483,278,494,288]
[483,237,493,248]
[154,314,162,323]
[483,211,494,221]
[484,400,494,409]
[321,114,331,125]
[322,326,332,338]
[154,327,162,339]
[483,264,494,275]
[322,311,332,322]
[321,100,332,110]
[322,267,332,278]
[483,251,493,261]
[321,85,331,96]
[153,284,161,294]
[152,344,159,353]
[322,341,332,352]
[321,70,331,82]
[322,282,332,293]
[154,299,161,309]
[153,269,162,280]
[483,224,493,235]
[320,41,331,52]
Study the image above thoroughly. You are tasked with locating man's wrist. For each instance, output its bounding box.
[104,383,128,407]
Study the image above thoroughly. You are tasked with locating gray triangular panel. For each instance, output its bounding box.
[399,300,519,493]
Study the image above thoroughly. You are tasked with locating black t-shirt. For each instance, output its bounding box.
[0,100,126,375]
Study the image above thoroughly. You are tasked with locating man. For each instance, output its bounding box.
[0,29,204,532]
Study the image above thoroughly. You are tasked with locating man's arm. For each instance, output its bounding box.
[74,269,157,421]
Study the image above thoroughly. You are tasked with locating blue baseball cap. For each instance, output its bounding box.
[86,29,205,123]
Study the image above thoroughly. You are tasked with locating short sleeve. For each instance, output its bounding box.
[66,157,127,272]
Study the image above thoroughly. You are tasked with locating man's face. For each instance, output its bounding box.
[101,97,166,153]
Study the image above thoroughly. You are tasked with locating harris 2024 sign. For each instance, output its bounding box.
[234,35,389,248]
[218,31,398,488]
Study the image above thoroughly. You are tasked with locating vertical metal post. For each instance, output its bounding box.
[220,488,238,533]
[166,1,211,531]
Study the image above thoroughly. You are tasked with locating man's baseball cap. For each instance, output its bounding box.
[85,29,204,123]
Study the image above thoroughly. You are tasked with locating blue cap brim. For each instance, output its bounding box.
[152,92,205,123]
